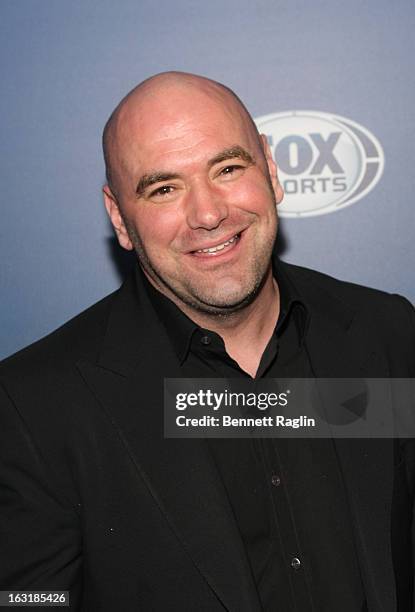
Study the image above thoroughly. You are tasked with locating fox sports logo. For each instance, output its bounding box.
[255,111,384,217]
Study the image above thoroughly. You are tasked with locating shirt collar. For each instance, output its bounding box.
[135,257,310,365]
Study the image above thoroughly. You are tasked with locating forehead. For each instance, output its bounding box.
[115,87,259,176]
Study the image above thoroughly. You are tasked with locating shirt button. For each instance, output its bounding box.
[291,557,301,570]
[200,335,211,345]
[271,474,281,487]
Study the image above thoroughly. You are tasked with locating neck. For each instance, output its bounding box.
[150,267,280,378]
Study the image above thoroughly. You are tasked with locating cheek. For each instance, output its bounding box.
[229,179,276,216]
[130,207,183,251]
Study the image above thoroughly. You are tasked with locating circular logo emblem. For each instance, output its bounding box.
[255,111,384,217]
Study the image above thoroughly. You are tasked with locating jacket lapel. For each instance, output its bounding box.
[77,272,261,612]
[295,270,396,612]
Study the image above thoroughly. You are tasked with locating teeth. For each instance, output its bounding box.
[196,235,238,254]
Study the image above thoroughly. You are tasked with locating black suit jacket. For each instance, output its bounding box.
[1,261,415,611]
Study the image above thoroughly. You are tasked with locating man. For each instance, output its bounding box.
[0,72,414,611]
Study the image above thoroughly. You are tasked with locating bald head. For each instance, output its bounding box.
[102,71,263,197]
[101,70,283,319]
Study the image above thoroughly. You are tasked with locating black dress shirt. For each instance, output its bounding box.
[138,262,367,612]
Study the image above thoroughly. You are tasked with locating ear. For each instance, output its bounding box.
[103,186,133,251]
[260,134,284,205]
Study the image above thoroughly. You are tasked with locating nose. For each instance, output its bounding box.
[185,180,228,230]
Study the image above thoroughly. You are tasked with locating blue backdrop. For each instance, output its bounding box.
[1,0,414,359]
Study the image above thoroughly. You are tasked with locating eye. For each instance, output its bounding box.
[221,164,242,175]
[149,184,175,198]
[217,164,245,180]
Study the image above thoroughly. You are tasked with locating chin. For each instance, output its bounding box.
[186,281,263,315]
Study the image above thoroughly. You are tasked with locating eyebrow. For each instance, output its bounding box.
[207,145,255,169]
[136,172,181,197]
[135,145,255,197]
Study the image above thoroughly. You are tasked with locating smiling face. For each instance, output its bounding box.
[103,74,283,316]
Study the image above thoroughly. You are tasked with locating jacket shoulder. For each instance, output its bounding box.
[284,260,414,313]
[283,261,415,367]
[0,289,119,377]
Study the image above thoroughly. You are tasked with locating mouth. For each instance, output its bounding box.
[190,233,241,257]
